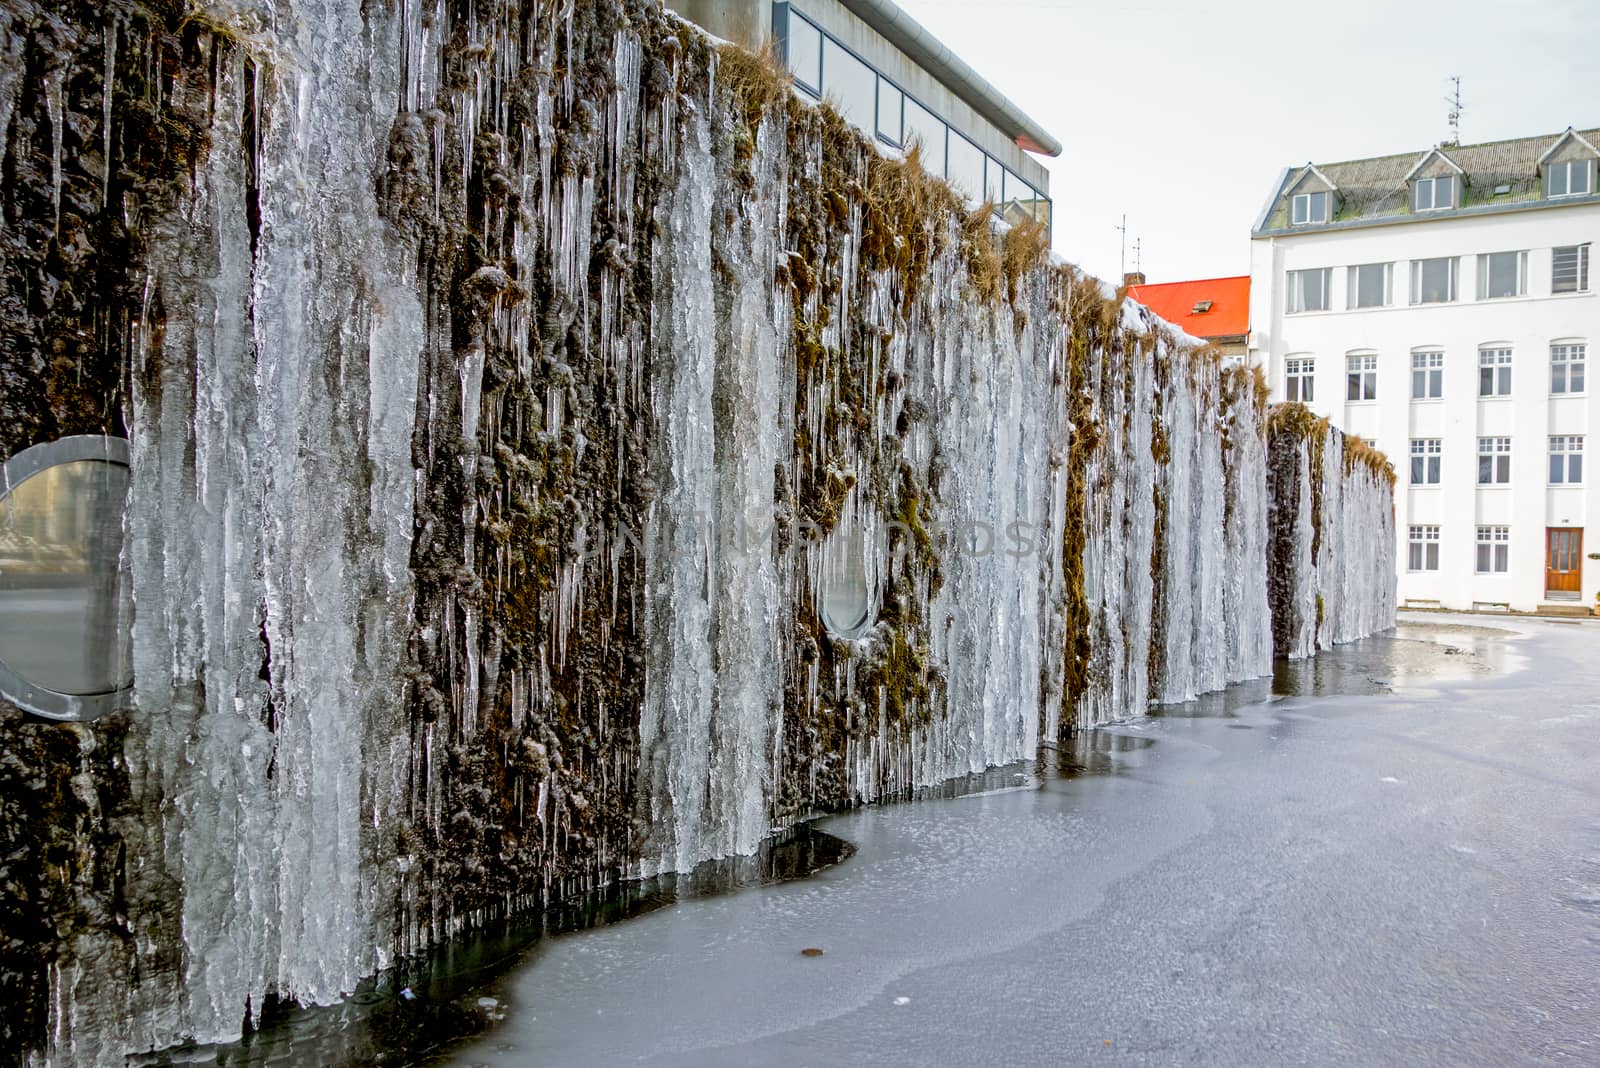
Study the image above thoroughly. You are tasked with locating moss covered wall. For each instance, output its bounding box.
[0,3,1395,1063]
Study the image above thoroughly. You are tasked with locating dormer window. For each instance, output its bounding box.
[1291,191,1329,225]
[1546,159,1594,198]
[1413,175,1456,211]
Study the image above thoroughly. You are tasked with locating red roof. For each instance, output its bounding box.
[1127,275,1250,341]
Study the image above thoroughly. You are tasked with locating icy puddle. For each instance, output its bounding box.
[185,617,1600,1067]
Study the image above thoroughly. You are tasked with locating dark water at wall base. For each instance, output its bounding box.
[129,826,855,1068]
[146,621,1519,1067]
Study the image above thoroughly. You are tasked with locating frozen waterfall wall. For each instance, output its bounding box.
[1266,405,1399,660]
[0,2,1389,1063]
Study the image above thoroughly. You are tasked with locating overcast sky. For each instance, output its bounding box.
[894,0,1598,286]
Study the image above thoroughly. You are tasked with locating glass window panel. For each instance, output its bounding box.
[1482,251,1523,298]
[876,79,903,144]
[983,156,1001,204]
[1352,263,1387,307]
[945,131,984,199]
[821,37,876,134]
[1414,257,1455,303]
[787,14,823,93]
[903,97,945,175]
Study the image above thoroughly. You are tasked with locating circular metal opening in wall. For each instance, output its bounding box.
[0,436,133,721]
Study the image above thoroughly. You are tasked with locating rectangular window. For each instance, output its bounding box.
[1408,525,1441,572]
[1553,244,1591,293]
[1409,438,1442,484]
[1476,526,1510,574]
[1411,350,1444,399]
[1413,175,1455,211]
[1346,354,1378,401]
[821,37,876,133]
[1292,191,1329,225]
[1348,262,1391,308]
[1287,268,1331,313]
[787,13,823,95]
[1411,257,1458,304]
[945,130,985,199]
[1478,347,1512,397]
[875,79,903,146]
[1476,251,1528,299]
[1549,435,1585,484]
[1285,357,1315,403]
[1477,436,1512,485]
[1551,343,1587,394]
[1546,159,1594,198]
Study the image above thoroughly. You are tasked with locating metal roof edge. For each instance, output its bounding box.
[836,0,1063,157]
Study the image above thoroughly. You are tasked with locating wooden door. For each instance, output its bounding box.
[1545,528,1583,594]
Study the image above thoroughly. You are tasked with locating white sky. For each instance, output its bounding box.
[894,0,1598,285]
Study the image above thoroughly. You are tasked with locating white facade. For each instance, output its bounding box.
[1252,192,1598,613]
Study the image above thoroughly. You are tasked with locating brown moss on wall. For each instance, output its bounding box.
[0,2,226,1053]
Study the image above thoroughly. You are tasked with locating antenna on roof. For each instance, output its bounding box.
[1115,214,1128,277]
[1132,238,1143,274]
[1445,76,1464,146]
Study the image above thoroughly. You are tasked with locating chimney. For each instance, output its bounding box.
[1124,271,1146,287]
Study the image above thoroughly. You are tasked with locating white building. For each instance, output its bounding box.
[1250,127,1598,613]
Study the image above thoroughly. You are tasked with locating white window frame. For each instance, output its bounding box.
[1410,257,1458,304]
[1551,342,1588,395]
[1285,356,1315,403]
[1549,435,1585,485]
[1286,268,1331,314]
[1291,191,1329,225]
[1409,438,1442,485]
[1478,347,1513,398]
[1413,175,1455,211]
[1345,353,1378,401]
[1476,250,1528,300]
[1546,159,1595,199]
[1475,526,1510,574]
[1477,436,1512,485]
[1553,244,1591,294]
[1411,350,1444,399]
[1348,262,1392,309]
[1408,525,1441,572]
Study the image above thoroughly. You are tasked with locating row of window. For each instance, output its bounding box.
[1283,342,1589,403]
[1407,526,1516,574]
[783,6,1050,227]
[1287,244,1590,313]
[1291,159,1595,227]
[1404,436,1583,486]
[1407,524,1563,575]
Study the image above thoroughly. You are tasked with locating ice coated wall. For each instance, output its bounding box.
[0,2,1388,1063]
[1267,405,1399,660]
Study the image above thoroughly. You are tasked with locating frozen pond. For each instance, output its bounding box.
[191,617,1600,1066]
[444,616,1596,1066]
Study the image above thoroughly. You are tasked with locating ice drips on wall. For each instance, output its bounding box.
[0,2,1396,1063]
[1267,406,1399,660]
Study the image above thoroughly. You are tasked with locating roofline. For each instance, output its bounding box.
[835,0,1063,157]
[1129,274,1250,290]
[1294,162,1341,192]
[1252,167,1293,233]
[1537,127,1600,167]
[1401,146,1465,181]
[1251,188,1600,239]
[1271,126,1600,174]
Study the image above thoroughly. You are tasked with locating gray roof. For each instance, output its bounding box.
[1253,127,1600,236]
